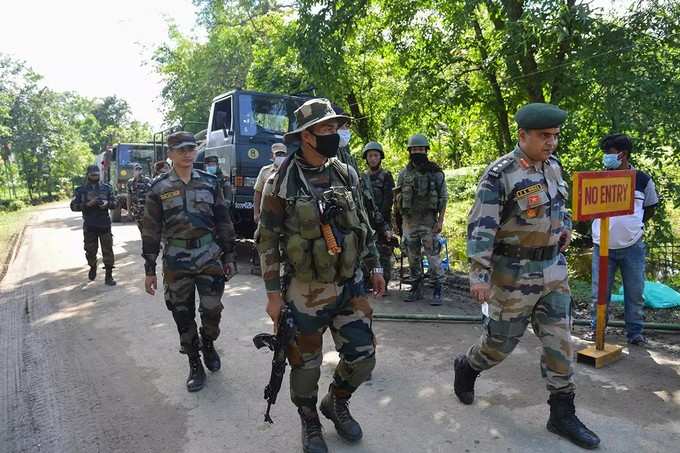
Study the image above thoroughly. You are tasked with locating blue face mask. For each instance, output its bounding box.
[603,153,622,170]
[338,129,351,148]
[206,165,217,175]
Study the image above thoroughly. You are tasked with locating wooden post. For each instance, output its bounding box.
[595,217,609,351]
[577,215,623,367]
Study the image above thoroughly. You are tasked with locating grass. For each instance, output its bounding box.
[0,206,39,265]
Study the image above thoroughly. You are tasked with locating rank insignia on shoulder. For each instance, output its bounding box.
[160,190,181,200]
[487,157,513,178]
[515,183,542,199]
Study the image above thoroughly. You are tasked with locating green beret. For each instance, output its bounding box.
[514,103,567,129]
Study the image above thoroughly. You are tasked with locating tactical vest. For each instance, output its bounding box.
[280,159,369,284]
[399,167,441,216]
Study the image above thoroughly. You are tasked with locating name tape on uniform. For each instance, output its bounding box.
[515,183,543,199]
[572,170,635,221]
[160,190,181,200]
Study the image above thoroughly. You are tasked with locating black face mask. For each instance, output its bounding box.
[88,175,100,183]
[409,153,428,166]
[310,131,340,158]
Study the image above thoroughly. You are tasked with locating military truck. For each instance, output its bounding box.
[96,143,158,222]
[204,89,309,237]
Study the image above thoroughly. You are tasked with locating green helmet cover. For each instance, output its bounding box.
[407,134,429,149]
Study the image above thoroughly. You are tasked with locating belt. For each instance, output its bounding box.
[494,243,558,261]
[166,233,214,249]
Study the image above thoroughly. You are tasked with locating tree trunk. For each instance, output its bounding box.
[472,18,514,153]
[346,91,370,143]
[501,0,545,102]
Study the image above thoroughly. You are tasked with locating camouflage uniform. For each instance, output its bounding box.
[256,152,380,408]
[70,178,117,270]
[466,146,574,394]
[126,174,151,233]
[338,146,388,238]
[142,166,235,357]
[395,163,448,285]
[366,168,395,284]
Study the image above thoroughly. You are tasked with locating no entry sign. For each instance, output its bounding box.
[572,170,636,221]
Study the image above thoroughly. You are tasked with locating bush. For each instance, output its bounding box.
[0,199,26,212]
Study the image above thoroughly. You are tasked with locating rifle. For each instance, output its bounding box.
[252,303,297,423]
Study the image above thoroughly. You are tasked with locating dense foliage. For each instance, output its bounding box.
[154,0,680,252]
[0,55,152,204]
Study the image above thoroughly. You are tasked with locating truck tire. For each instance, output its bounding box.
[111,206,122,223]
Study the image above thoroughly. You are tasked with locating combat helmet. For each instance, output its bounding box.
[362,141,384,159]
[407,134,429,150]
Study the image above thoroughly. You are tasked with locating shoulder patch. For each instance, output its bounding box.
[487,157,514,178]
[150,172,170,188]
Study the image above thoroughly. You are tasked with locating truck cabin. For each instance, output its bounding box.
[205,90,309,237]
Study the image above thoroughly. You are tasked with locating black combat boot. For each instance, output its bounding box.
[104,267,116,286]
[547,393,600,449]
[298,406,328,453]
[88,265,97,281]
[320,385,363,443]
[454,354,480,405]
[431,283,443,306]
[404,279,424,302]
[186,353,206,392]
[200,336,221,372]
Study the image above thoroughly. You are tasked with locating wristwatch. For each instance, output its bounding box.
[371,267,384,275]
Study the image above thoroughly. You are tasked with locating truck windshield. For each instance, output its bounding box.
[118,145,155,166]
[238,94,299,137]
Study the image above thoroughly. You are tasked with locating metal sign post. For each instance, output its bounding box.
[572,170,636,368]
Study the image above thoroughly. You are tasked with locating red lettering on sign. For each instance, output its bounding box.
[585,187,597,205]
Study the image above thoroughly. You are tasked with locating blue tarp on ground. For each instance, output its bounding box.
[611,281,680,309]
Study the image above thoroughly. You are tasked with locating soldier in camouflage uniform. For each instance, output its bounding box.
[142,132,236,393]
[204,155,233,206]
[257,98,385,453]
[363,141,395,288]
[70,164,117,286]
[126,162,152,234]
[335,113,390,292]
[394,134,448,305]
[454,104,600,450]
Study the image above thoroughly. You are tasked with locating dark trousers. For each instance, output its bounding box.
[83,226,114,268]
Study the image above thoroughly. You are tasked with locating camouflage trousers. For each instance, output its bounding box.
[285,275,375,407]
[83,226,114,268]
[403,221,443,285]
[466,254,575,394]
[163,246,225,356]
[377,242,393,285]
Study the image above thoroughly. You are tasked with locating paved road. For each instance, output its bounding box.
[1,204,679,453]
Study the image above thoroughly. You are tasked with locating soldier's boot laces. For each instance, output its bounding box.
[404,279,424,303]
[547,393,600,449]
[186,354,206,392]
[200,337,221,372]
[88,266,97,281]
[454,354,480,405]
[298,407,328,453]
[104,267,116,286]
[431,283,443,306]
[320,388,363,443]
